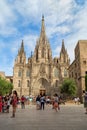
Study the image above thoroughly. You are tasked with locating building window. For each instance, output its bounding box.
[55,80,58,87]
[26,70,30,77]
[48,50,49,59]
[75,63,77,67]
[36,49,38,60]
[64,69,67,77]
[75,73,77,78]
[72,72,73,77]
[20,57,22,63]
[42,49,44,58]
[18,70,22,77]
[85,71,87,75]
[83,60,86,65]
[18,80,21,87]
[27,80,30,87]
[54,68,59,78]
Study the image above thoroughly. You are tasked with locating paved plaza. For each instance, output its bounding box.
[0,104,87,130]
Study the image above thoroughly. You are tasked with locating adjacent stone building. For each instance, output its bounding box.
[0,71,5,78]
[69,40,87,99]
[13,16,70,97]
[0,71,13,83]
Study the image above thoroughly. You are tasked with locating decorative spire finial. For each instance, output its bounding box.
[40,15,46,40]
[31,51,32,58]
[21,40,24,47]
[42,15,44,21]
[61,39,66,53]
[18,40,24,55]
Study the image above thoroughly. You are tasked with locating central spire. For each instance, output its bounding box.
[40,15,46,38]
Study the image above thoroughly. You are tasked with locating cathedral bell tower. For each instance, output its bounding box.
[60,39,70,78]
[34,15,52,63]
[14,40,26,66]
[60,39,70,65]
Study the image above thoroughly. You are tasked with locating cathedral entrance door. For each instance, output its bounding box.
[34,78,50,96]
[40,88,46,96]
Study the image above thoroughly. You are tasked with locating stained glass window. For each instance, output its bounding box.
[26,70,30,77]
[27,80,30,87]
[18,80,21,87]
[54,68,59,78]
[64,69,67,77]
[18,70,21,77]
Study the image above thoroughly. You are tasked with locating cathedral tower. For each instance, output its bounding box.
[13,40,28,97]
[33,15,52,63]
[60,39,70,78]
[14,40,26,65]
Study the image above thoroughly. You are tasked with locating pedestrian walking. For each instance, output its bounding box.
[40,95,45,110]
[21,95,26,109]
[84,92,87,114]
[11,90,18,118]
[53,94,59,112]
[0,95,2,113]
[36,95,41,110]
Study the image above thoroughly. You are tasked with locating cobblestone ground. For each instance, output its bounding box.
[0,104,87,130]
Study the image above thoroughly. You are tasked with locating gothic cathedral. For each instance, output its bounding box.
[13,16,70,97]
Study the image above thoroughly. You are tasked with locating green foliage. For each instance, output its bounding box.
[0,76,13,95]
[61,78,77,97]
[85,74,87,91]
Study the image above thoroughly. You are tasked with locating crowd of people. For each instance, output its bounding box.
[0,91,87,117]
[36,93,61,112]
[0,90,18,117]
[0,91,62,117]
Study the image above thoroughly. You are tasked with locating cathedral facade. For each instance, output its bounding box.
[13,16,70,97]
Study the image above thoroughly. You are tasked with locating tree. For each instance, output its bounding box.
[0,76,13,95]
[85,74,87,91]
[61,78,77,98]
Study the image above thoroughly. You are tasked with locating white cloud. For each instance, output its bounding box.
[0,0,18,36]
[0,0,87,75]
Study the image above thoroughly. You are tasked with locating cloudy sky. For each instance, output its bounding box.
[0,0,87,76]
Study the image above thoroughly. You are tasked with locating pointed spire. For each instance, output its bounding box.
[61,39,66,53]
[19,40,25,55]
[31,51,32,58]
[40,15,46,38]
[21,40,24,50]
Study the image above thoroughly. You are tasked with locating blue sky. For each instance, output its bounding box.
[0,0,87,76]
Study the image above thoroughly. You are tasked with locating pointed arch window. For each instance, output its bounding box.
[36,49,38,60]
[55,80,58,87]
[20,57,22,63]
[27,80,30,87]
[42,49,44,58]
[18,70,22,77]
[26,70,30,77]
[18,80,21,87]
[64,69,67,77]
[54,68,59,78]
[48,50,49,59]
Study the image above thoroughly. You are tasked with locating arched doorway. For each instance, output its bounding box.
[34,78,50,96]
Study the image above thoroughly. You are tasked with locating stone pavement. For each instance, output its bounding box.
[0,104,87,130]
